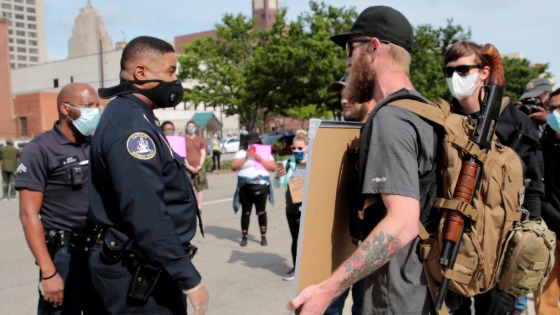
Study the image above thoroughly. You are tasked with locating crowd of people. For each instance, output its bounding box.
[5,5,560,315]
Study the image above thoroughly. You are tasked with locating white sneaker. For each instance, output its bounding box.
[1,198,8,201]
[283,269,295,281]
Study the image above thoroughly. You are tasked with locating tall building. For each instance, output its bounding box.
[253,0,277,30]
[67,1,113,58]
[174,0,277,53]
[0,0,47,69]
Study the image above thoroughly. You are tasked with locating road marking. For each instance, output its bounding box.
[203,198,233,205]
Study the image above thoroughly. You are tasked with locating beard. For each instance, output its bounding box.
[346,50,375,105]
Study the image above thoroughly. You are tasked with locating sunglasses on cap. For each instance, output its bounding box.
[442,64,482,78]
[345,38,390,58]
[291,146,305,151]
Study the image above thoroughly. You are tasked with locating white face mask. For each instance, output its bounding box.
[446,72,480,101]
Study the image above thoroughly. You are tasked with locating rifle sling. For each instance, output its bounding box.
[433,198,478,221]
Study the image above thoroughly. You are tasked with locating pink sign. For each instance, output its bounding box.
[166,135,187,157]
[251,144,272,171]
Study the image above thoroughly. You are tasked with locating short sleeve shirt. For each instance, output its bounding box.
[185,135,207,167]
[15,122,91,231]
[233,149,275,179]
[361,94,438,314]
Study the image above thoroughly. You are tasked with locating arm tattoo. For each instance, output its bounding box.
[338,231,402,293]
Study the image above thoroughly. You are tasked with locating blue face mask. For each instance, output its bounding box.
[547,110,560,133]
[67,105,101,136]
[292,150,305,162]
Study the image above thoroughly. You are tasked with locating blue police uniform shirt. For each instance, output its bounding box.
[15,122,91,231]
[89,93,201,289]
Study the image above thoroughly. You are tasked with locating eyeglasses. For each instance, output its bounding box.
[291,146,305,151]
[442,65,482,78]
[345,38,390,58]
[346,38,371,58]
[64,102,101,109]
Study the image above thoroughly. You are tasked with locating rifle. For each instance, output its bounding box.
[434,43,505,310]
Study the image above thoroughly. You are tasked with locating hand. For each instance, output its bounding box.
[41,273,64,308]
[528,106,548,125]
[186,283,209,315]
[286,283,336,315]
[194,165,202,173]
[276,166,286,179]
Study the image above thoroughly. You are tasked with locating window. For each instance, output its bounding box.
[8,29,12,35]
[27,16,35,21]
[14,0,23,3]
[30,56,38,62]
[53,79,59,88]
[28,23,36,30]
[1,3,11,9]
[16,38,25,44]
[16,30,25,36]
[20,117,27,137]
[15,5,24,11]
[10,63,15,68]
[18,55,26,61]
[17,47,25,52]
[8,38,13,43]
[9,54,14,60]
[29,40,37,46]
[26,0,36,4]
[15,22,25,28]
[28,32,36,38]
[15,14,24,20]
[9,46,13,52]
[26,7,35,13]
[29,48,37,54]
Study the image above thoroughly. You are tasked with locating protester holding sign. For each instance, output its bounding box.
[231,136,276,247]
[274,135,308,280]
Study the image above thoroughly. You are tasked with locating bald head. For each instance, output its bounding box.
[57,83,99,117]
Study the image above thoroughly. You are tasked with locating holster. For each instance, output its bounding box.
[127,262,162,302]
[100,227,131,262]
[45,230,61,257]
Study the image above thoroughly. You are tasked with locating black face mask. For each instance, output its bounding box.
[98,79,184,108]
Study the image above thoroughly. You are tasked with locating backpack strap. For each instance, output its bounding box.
[433,198,478,221]
[388,98,450,127]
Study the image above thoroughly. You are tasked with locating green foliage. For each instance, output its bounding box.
[503,58,550,102]
[178,2,550,121]
[204,156,231,172]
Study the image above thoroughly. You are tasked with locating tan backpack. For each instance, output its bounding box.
[387,99,525,297]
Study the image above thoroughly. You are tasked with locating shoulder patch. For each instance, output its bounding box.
[127,132,157,160]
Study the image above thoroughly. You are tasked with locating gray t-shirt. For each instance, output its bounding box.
[362,104,437,314]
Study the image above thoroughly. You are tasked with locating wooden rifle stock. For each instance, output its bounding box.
[435,44,505,310]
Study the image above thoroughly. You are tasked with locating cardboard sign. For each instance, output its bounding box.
[293,119,362,296]
[288,176,304,204]
[166,135,187,157]
[251,144,272,171]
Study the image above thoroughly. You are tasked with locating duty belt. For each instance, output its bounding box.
[45,229,96,255]
[95,227,197,260]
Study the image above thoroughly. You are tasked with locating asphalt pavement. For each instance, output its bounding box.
[0,169,537,314]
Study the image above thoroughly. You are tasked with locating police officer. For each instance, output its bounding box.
[88,36,209,314]
[16,82,104,314]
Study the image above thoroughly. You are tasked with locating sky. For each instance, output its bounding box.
[45,0,559,86]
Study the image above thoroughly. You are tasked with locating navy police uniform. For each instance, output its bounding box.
[15,122,104,315]
[89,94,200,314]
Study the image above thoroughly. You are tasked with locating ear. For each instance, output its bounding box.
[59,103,70,116]
[480,65,491,82]
[133,64,147,80]
[370,37,385,55]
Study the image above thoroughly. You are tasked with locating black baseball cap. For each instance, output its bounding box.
[330,6,414,52]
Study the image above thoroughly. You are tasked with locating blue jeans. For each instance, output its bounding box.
[324,279,365,315]
[515,295,527,309]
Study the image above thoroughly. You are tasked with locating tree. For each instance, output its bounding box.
[178,1,357,130]
[503,57,549,102]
